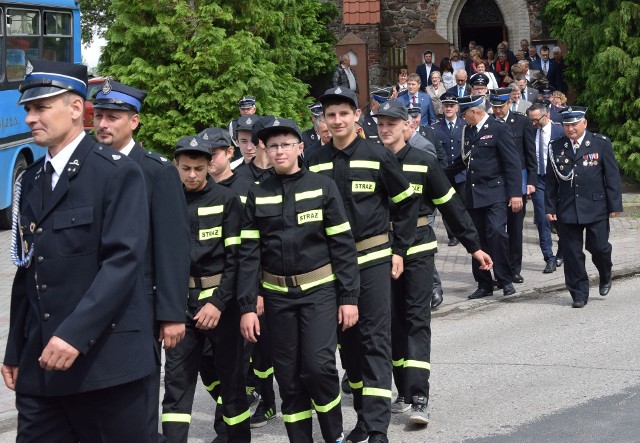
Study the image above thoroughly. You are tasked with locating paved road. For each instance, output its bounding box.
[0,209,639,441]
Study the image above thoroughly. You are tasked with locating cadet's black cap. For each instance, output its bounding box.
[319,86,358,109]
[237,96,256,109]
[407,103,421,116]
[198,127,233,149]
[371,87,392,104]
[237,115,259,134]
[560,106,587,124]
[93,78,147,112]
[540,88,553,98]
[457,95,485,113]
[18,59,87,104]
[175,136,213,158]
[440,92,458,105]
[376,99,409,120]
[308,102,323,116]
[469,73,490,87]
[251,115,275,145]
[488,88,512,106]
[256,117,302,143]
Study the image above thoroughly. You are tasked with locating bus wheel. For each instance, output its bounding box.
[0,154,28,230]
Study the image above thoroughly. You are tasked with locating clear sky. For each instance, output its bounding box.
[82,36,106,71]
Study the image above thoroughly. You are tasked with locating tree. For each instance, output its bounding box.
[544,0,640,180]
[79,0,113,45]
[99,0,337,155]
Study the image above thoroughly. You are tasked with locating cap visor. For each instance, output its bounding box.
[18,87,67,105]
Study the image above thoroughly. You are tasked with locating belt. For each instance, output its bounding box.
[262,263,333,288]
[189,274,222,289]
[389,216,429,232]
[355,233,389,252]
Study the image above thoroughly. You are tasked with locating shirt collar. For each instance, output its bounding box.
[476,113,490,131]
[45,131,85,176]
[120,138,135,156]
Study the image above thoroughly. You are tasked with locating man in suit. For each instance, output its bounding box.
[545,107,623,308]
[3,60,155,441]
[92,79,191,441]
[490,88,537,284]
[528,47,542,67]
[509,83,532,113]
[515,65,539,103]
[445,95,523,299]
[432,93,467,247]
[539,46,564,93]
[527,103,565,274]
[447,69,471,98]
[398,73,436,126]
[416,49,440,90]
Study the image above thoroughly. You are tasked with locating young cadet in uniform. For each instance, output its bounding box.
[231,115,258,170]
[234,116,275,185]
[238,117,360,443]
[229,96,257,147]
[445,96,523,300]
[162,136,250,443]
[489,88,537,285]
[4,60,155,441]
[545,107,623,308]
[306,87,419,443]
[377,100,492,425]
[92,79,191,442]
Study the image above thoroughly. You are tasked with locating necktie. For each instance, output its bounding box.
[573,141,579,153]
[538,128,545,175]
[412,95,417,104]
[448,122,454,134]
[43,161,53,209]
[458,86,463,97]
[543,61,548,75]
[522,89,527,101]
[511,102,517,112]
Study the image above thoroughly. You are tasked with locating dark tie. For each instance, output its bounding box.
[43,161,53,208]
[412,95,417,104]
[522,89,527,101]
[468,125,477,139]
[538,128,545,175]
[543,61,548,75]
[448,122,454,134]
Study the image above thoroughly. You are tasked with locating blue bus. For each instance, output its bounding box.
[0,0,81,228]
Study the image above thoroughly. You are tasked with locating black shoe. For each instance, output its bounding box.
[448,238,459,246]
[543,260,556,273]
[468,288,493,299]
[408,396,429,425]
[512,274,524,283]
[555,257,564,267]
[599,279,612,296]
[431,289,444,309]
[250,400,276,428]
[341,372,351,395]
[211,434,228,443]
[346,421,369,443]
[502,283,516,296]
[246,387,259,408]
[572,300,586,308]
[368,432,388,443]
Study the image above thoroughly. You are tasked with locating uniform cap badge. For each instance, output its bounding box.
[383,103,390,110]
[101,77,112,95]
[25,60,34,75]
[567,107,572,112]
[202,133,209,140]
[273,118,280,127]
[190,138,198,147]
[335,87,342,94]
[246,117,252,124]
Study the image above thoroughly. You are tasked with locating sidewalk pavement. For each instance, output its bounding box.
[0,193,638,422]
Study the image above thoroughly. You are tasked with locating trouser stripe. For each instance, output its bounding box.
[404,359,431,370]
[223,409,250,426]
[282,409,313,423]
[312,393,341,413]
[161,412,191,423]
[362,387,392,398]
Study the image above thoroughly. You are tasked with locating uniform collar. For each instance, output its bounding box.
[45,131,85,176]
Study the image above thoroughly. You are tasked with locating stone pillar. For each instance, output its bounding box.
[407,29,450,77]
[335,33,368,109]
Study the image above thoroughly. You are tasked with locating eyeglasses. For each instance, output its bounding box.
[265,142,300,152]
[529,115,547,124]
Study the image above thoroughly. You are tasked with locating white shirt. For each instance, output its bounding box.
[121,138,135,156]
[572,133,586,152]
[475,113,491,132]
[537,122,551,170]
[45,131,85,189]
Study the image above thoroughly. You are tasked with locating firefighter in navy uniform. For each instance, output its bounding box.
[92,79,191,442]
[301,102,323,154]
[306,87,419,443]
[445,95,523,299]
[161,136,250,443]
[489,88,537,285]
[3,60,155,441]
[376,100,492,425]
[545,107,623,308]
[238,117,360,443]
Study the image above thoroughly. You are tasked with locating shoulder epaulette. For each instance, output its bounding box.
[145,150,171,165]
[95,145,127,165]
[594,133,607,140]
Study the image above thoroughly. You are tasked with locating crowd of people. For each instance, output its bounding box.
[3,35,623,443]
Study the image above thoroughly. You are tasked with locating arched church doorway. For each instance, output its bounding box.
[458,0,506,51]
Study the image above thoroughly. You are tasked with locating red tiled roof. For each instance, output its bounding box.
[344,0,381,25]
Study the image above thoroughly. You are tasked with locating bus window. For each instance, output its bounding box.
[7,9,40,80]
[44,11,72,62]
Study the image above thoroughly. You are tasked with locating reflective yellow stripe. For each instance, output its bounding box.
[241,229,260,239]
[404,359,431,370]
[300,273,336,291]
[362,387,392,398]
[312,393,341,413]
[432,187,456,205]
[295,189,323,201]
[407,241,437,255]
[199,226,221,240]
[162,413,191,423]
[217,396,223,405]
[223,409,250,426]
[350,160,380,169]
[282,409,312,423]
[403,164,428,173]
[198,205,223,216]
[337,343,342,350]
[239,195,247,204]
[392,358,405,367]
[391,186,415,203]
[199,287,216,300]
[262,281,289,292]
[357,247,392,265]
[204,380,220,392]
[254,366,274,379]
[255,195,282,205]
[309,162,333,172]
[348,380,363,390]
[225,236,241,247]
[325,221,351,236]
